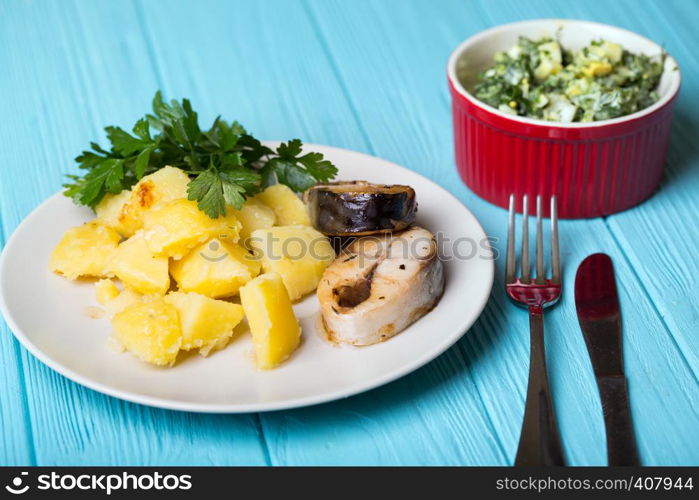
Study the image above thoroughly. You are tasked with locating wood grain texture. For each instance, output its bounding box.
[134,0,506,466]
[277,0,699,465]
[603,0,699,379]
[0,0,697,465]
[0,0,267,466]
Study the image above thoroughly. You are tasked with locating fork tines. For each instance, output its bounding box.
[506,194,560,285]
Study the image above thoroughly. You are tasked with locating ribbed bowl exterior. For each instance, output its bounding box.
[449,80,678,219]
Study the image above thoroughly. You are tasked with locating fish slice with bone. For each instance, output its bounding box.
[317,226,444,346]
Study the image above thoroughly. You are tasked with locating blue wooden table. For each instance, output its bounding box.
[1,0,697,466]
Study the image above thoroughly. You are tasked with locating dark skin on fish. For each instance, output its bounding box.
[304,181,417,236]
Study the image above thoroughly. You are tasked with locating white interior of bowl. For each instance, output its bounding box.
[448,19,681,128]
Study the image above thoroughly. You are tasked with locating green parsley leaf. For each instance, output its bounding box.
[105,126,148,156]
[277,138,303,158]
[132,118,151,141]
[187,162,263,217]
[63,92,338,218]
[267,158,317,192]
[79,158,125,207]
[187,169,228,219]
[296,152,338,182]
[134,145,154,179]
[266,139,339,191]
[219,174,248,209]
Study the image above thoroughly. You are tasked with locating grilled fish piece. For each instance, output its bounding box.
[304,181,416,236]
[317,226,444,345]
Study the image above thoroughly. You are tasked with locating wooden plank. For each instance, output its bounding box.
[476,0,699,378]
[134,0,365,150]
[0,239,35,464]
[135,0,506,466]
[0,0,267,465]
[469,0,699,457]
[602,0,699,378]
[0,0,696,466]
[299,0,699,464]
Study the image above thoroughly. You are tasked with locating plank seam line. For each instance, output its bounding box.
[300,0,376,153]
[468,0,540,461]
[254,414,273,466]
[132,0,166,92]
[132,0,276,464]
[644,0,699,70]
[453,339,510,464]
[303,0,525,460]
[470,0,699,414]
[602,217,699,387]
[11,342,37,465]
[2,211,37,465]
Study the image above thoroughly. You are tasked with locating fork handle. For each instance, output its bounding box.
[515,306,566,466]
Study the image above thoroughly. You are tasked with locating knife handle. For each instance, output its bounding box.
[515,307,566,466]
[597,375,641,466]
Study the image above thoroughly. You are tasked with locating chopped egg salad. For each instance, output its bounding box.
[473,36,665,122]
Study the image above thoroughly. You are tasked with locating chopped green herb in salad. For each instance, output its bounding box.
[473,36,665,122]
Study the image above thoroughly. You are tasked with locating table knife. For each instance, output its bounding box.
[575,253,640,466]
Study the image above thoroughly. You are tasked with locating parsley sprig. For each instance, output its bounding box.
[64,91,338,218]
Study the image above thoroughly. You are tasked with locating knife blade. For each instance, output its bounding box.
[575,253,640,466]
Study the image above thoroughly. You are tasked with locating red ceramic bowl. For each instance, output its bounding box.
[447,19,681,218]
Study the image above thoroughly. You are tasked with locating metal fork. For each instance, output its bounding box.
[506,194,565,466]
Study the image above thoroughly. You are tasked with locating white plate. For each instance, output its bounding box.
[0,144,493,413]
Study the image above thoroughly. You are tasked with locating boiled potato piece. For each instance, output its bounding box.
[582,61,613,77]
[103,288,143,319]
[142,199,242,259]
[112,297,182,366]
[254,184,310,226]
[109,231,170,295]
[230,198,276,243]
[249,225,335,301]
[119,166,191,236]
[240,273,301,370]
[95,190,132,236]
[601,41,622,63]
[170,238,260,298]
[95,279,120,305]
[50,221,121,280]
[98,166,191,237]
[164,291,244,356]
[96,279,143,319]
